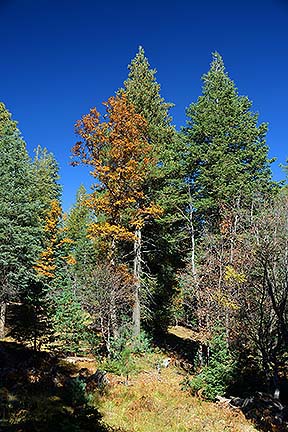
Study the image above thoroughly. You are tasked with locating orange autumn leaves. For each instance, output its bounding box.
[34,200,74,279]
[72,93,162,245]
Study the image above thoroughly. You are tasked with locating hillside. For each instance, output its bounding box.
[99,356,256,432]
[0,339,258,432]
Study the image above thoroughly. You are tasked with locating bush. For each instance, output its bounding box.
[51,281,91,355]
[187,330,235,400]
[104,327,152,378]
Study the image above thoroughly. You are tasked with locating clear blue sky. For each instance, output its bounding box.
[1,0,287,211]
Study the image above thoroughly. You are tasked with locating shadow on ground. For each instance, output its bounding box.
[0,341,123,432]
[154,330,198,370]
[156,329,288,432]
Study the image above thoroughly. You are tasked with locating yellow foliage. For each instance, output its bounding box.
[224,265,246,284]
[57,237,74,247]
[88,222,135,242]
[65,254,77,265]
[212,289,240,311]
[34,199,68,279]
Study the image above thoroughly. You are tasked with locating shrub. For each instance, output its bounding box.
[104,327,152,378]
[187,329,235,400]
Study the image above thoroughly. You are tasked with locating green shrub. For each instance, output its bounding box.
[51,281,91,355]
[104,327,152,378]
[187,330,235,400]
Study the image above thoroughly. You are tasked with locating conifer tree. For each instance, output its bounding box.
[122,46,174,153]
[184,52,275,231]
[121,47,187,332]
[178,53,277,347]
[52,275,89,355]
[16,146,63,349]
[0,102,42,336]
[65,185,96,276]
[32,145,61,215]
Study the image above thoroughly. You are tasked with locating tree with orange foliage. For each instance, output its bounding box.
[34,199,74,279]
[72,93,162,336]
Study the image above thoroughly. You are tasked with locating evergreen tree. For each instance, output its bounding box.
[184,52,275,231]
[51,275,90,355]
[176,53,277,352]
[122,46,174,154]
[18,147,62,349]
[65,184,96,276]
[32,145,61,215]
[121,47,187,333]
[0,102,42,336]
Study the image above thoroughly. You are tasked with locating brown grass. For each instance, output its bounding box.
[99,355,256,432]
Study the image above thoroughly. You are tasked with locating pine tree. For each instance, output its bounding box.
[17,146,63,349]
[52,275,89,355]
[121,47,187,333]
[122,46,174,152]
[65,184,96,276]
[184,52,275,231]
[32,145,61,215]
[178,53,277,346]
[0,102,42,337]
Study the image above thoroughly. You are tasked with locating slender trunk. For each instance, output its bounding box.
[0,302,7,338]
[188,185,196,276]
[198,343,204,367]
[225,308,230,348]
[110,297,119,339]
[110,238,119,338]
[133,228,141,337]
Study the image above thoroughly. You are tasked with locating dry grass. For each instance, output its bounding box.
[99,355,256,432]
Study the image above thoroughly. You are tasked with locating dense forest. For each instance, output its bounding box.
[1,48,288,431]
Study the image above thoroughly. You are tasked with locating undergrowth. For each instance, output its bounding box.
[98,351,256,432]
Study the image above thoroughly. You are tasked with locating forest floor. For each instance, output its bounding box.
[1,329,283,432]
[98,355,256,432]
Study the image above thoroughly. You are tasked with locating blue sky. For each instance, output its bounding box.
[1,0,287,211]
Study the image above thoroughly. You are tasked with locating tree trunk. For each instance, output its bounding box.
[110,296,119,339]
[0,302,7,338]
[110,238,119,338]
[133,228,141,337]
[188,185,196,276]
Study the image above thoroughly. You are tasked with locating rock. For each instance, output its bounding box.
[156,357,172,374]
[85,369,109,391]
[162,358,171,368]
[64,356,95,364]
[215,395,232,404]
[227,392,288,431]
[229,396,244,407]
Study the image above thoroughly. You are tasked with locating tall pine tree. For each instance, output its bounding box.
[176,53,277,345]
[184,52,275,231]
[0,102,42,337]
[121,47,187,333]
[32,145,61,214]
